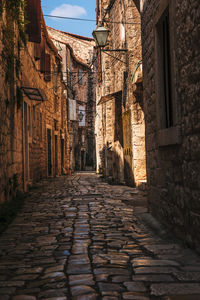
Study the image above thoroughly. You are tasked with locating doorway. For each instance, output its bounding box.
[123,110,134,186]
[55,135,58,175]
[23,102,29,188]
[81,150,85,171]
[61,138,64,171]
[47,129,52,176]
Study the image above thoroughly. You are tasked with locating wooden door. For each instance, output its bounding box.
[122,110,134,186]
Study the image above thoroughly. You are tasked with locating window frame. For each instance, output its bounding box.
[78,68,83,85]
[156,7,173,129]
[154,0,181,146]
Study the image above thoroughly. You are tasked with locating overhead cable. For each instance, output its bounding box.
[43,14,140,25]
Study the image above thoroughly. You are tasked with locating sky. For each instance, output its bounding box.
[41,0,96,38]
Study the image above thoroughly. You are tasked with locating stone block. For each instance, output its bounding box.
[150,283,200,296]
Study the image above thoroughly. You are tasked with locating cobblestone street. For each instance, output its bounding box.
[0,173,200,300]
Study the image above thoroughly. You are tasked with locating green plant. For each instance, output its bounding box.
[15,57,21,77]
[1,20,15,83]
[1,0,27,84]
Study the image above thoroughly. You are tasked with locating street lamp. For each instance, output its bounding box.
[92,26,110,47]
[92,24,127,53]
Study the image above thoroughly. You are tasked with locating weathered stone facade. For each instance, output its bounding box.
[0,1,69,203]
[95,0,146,187]
[136,0,200,249]
[48,27,97,172]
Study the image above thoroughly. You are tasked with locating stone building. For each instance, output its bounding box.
[47,27,97,171]
[134,0,200,248]
[0,0,69,203]
[95,0,146,187]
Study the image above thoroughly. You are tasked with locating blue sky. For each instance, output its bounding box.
[41,0,96,37]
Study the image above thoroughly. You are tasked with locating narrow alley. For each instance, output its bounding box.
[0,173,200,300]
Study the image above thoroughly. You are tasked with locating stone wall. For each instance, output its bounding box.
[0,15,23,202]
[48,28,97,172]
[140,0,200,248]
[95,0,146,186]
[0,9,69,203]
[47,27,95,65]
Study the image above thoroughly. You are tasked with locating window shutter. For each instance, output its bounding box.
[34,43,41,60]
[26,0,41,43]
[40,47,45,73]
[44,53,51,82]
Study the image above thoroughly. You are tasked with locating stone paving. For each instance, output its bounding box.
[0,172,200,300]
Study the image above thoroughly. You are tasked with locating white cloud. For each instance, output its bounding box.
[50,4,87,18]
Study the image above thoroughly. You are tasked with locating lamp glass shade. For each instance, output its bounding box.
[92,26,109,47]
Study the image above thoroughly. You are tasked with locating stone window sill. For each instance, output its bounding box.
[158,126,181,147]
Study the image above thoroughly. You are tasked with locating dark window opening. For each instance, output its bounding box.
[78,69,83,85]
[26,0,41,43]
[44,54,51,82]
[34,43,41,61]
[114,92,123,146]
[40,43,45,73]
[157,7,173,128]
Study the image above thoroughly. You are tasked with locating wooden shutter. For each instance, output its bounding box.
[26,0,41,43]
[44,54,51,82]
[40,47,45,73]
[34,43,41,60]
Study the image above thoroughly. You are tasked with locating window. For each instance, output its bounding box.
[156,6,173,129]
[156,4,181,146]
[34,43,41,61]
[44,54,51,82]
[78,69,83,85]
[120,23,125,44]
[40,42,45,73]
[53,65,58,92]
[26,0,41,43]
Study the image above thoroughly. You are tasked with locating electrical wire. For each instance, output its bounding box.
[71,56,97,88]
[43,14,140,25]
[44,15,96,22]
[43,56,98,92]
